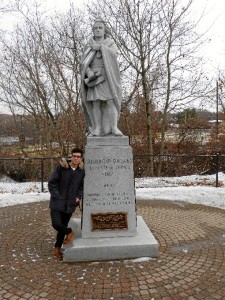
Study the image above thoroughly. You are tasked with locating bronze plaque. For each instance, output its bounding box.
[91,212,128,231]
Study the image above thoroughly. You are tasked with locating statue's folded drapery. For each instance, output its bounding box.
[80,37,122,130]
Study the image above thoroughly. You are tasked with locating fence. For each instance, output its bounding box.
[0,153,225,193]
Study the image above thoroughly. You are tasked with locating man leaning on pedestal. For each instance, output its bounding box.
[48,148,85,260]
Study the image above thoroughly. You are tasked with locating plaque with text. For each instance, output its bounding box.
[91,212,128,231]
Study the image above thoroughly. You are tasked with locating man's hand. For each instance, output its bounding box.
[75,197,82,211]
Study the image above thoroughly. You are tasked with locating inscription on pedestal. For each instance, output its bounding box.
[84,191,133,208]
[91,212,128,231]
[82,139,137,238]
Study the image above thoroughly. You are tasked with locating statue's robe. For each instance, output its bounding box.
[80,37,122,131]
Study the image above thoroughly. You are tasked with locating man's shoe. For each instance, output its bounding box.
[52,247,63,260]
[63,231,75,244]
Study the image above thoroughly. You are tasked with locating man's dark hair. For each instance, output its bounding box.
[71,148,83,156]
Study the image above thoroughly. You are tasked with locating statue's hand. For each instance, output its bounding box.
[87,70,95,81]
[94,70,101,77]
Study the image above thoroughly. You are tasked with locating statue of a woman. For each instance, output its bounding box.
[80,20,123,136]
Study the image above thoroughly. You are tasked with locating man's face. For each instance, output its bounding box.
[71,152,82,166]
[93,22,105,38]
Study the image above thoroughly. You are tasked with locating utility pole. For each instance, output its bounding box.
[216,81,219,135]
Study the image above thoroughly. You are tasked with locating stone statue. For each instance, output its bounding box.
[80,20,123,137]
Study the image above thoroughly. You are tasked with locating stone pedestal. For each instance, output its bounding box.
[63,217,158,262]
[82,136,137,238]
[63,136,158,262]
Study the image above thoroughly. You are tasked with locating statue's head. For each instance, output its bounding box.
[92,20,110,39]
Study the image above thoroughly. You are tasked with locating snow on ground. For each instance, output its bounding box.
[0,192,50,207]
[135,172,225,188]
[136,186,225,209]
[0,173,225,209]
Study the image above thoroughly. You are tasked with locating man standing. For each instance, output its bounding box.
[48,148,85,260]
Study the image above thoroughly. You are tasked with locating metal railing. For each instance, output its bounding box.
[0,153,224,193]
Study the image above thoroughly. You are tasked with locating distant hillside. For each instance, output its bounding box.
[0,114,14,136]
[0,114,35,137]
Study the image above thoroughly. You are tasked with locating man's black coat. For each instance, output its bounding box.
[48,158,85,213]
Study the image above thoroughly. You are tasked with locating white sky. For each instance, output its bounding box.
[0,0,224,65]
[0,0,223,72]
[1,173,225,210]
[191,0,225,71]
[29,0,225,69]
[47,0,225,71]
[0,0,225,114]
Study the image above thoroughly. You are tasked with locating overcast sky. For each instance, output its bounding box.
[192,0,225,71]
[38,0,225,67]
[0,0,225,114]
[0,0,224,68]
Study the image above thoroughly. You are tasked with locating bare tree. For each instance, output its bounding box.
[0,0,217,162]
[0,2,87,155]
[154,0,213,175]
[86,0,213,175]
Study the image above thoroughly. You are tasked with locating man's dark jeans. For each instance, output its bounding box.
[50,210,72,248]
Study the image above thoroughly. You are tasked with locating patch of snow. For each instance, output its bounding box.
[0,173,225,211]
[124,257,155,263]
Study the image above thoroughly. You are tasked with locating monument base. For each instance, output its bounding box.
[82,136,137,238]
[63,216,158,262]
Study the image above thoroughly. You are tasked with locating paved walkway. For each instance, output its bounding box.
[1,199,225,299]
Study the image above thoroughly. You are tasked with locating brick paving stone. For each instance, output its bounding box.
[2,200,225,299]
[140,289,150,295]
[139,285,148,290]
